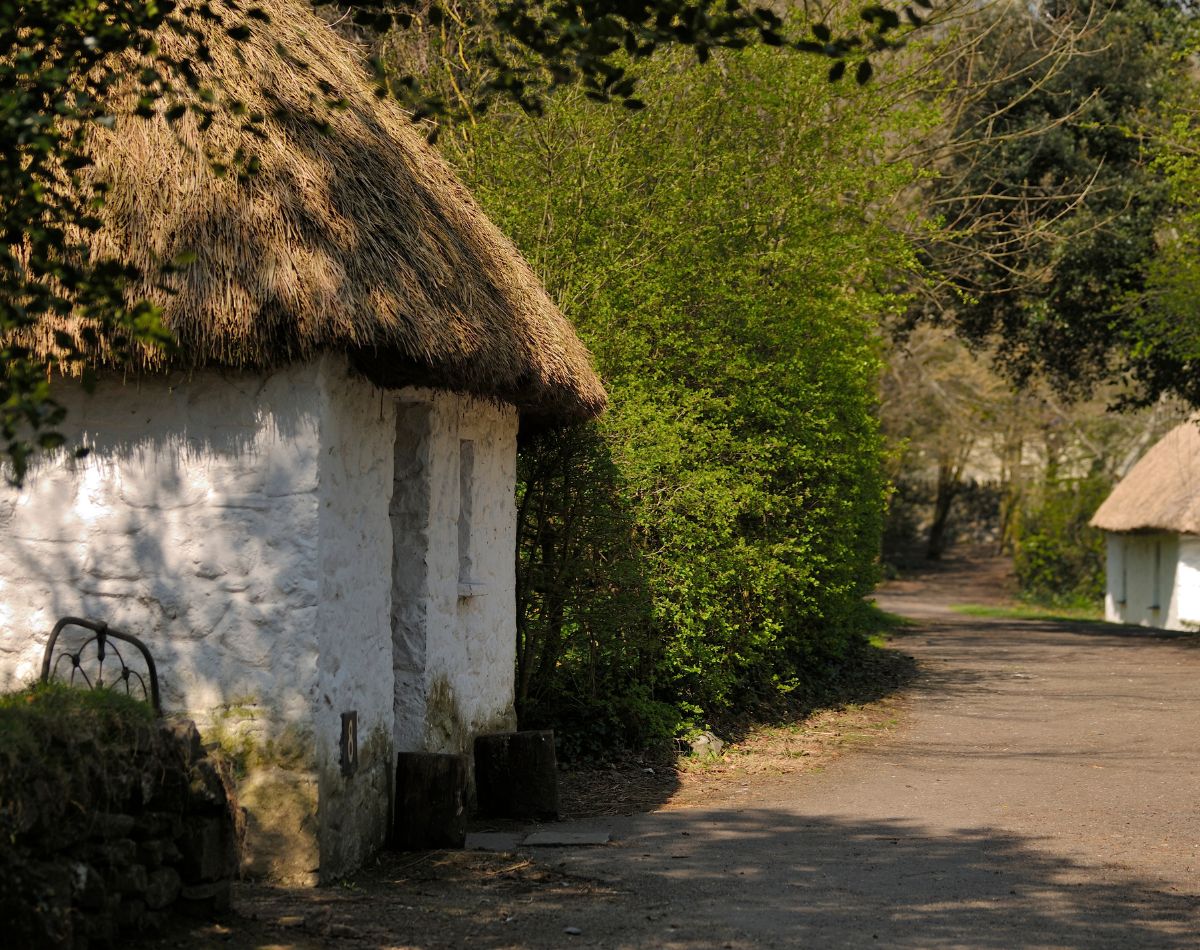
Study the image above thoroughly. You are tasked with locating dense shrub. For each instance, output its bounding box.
[449,44,930,754]
[1013,475,1110,608]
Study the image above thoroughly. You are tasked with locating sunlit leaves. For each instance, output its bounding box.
[346,0,926,126]
[450,43,931,741]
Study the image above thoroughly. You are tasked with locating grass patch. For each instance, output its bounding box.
[0,683,156,839]
[0,682,153,763]
[951,602,1105,623]
[865,603,918,646]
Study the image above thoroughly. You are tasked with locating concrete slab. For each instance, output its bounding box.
[464,832,523,851]
[522,830,611,847]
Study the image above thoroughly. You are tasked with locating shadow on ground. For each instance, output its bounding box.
[555,638,917,820]
[145,809,1199,949]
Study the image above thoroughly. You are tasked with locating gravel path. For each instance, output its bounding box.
[542,560,1200,948]
[163,556,1200,948]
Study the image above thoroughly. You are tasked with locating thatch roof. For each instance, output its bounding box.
[32,0,604,421]
[1091,422,1200,534]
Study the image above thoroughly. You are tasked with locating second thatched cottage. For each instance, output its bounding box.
[0,0,603,882]
[1091,422,1200,631]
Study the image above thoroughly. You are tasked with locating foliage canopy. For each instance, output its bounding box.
[443,41,932,748]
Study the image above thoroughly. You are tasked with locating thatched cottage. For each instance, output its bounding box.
[0,0,603,882]
[1090,422,1200,631]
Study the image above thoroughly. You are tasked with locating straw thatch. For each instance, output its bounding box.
[29,0,604,421]
[1091,422,1200,534]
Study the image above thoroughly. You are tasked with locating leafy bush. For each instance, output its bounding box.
[443,42,931,757]
[1013,475,1110,608]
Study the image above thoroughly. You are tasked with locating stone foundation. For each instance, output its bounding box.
[1,718,239,949]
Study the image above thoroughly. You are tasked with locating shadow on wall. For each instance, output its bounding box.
[0,369,322,749]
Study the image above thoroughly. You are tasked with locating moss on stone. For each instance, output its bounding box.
[204,700,314,777]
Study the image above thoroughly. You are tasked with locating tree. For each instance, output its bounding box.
[434,39,933,747]
[881,326,1187,594]
[340,0,926,122]
[2,0,933,483]
[908,0,1195,407]
[1134,27,1200,399]
[1,0,277,482]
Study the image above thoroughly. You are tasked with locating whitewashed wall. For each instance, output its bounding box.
[1105,532,1189,630]
[0,355,523,882]
[0,362,327,729]
[1174,536,1200,629]
[389,391,519,757]
[0,357,523,881]
[312,361,397,879]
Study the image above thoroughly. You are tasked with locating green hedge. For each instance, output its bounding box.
[449,44,931,753]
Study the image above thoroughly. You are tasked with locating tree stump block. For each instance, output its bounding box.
[392,752,468,850]
[474,730,559,821]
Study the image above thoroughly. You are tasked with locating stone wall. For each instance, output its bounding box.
[2,714,238,950]
[389,391,520,758]
[0,357,522,882]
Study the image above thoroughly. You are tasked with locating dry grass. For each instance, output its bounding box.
[558,690,909,819]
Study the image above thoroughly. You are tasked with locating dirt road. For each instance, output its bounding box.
[165,557,1200,948]
[538,561,1200,948]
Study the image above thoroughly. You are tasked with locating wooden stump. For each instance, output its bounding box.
[474,730,560,821]
[392,752,468,850]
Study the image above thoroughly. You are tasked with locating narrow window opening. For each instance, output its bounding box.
[1151,539,1162,611]
[1117,539,1127,606]
[458,439,475,589]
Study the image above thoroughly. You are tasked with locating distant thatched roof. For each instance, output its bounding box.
[1091,422,1200,534]
[30,0,604,421]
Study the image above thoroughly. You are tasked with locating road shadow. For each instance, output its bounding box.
[553,638,918,821]
[150,810,1200,949]
[556,809,1200,948]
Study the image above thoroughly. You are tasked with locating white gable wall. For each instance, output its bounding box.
[1174,536,1200,630]
[0,356,522,882]
[1103,532,1200,630]
[388,390,519,757]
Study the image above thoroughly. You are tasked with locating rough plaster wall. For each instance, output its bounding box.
[390,401,434,753]
[1110,533,1181,629]
[0,362,522,880]
[1173,536,1200,629]
[0,364,334,884]
[0,365,324,734]
[422,394,520,753]
[313,357,396,880]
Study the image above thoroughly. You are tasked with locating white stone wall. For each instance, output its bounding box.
[431,394,520,746]
[0,363,326,735]
[1173,536,1200,630]
[1105,532,1186,630]
[0,358,522,880]
[313,359,396,878]
[388,391,519,756]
